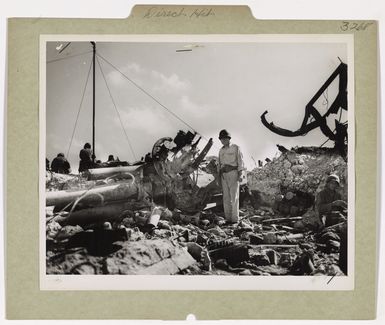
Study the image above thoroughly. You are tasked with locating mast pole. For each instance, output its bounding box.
[91,41,96,162]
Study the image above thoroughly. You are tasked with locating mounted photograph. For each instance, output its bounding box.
[40,35,354,290]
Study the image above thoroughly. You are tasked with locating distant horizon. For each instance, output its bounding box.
[44,36,350,172]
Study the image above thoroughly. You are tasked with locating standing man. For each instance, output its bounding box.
[78,142,94,172]
[217,129,244,224]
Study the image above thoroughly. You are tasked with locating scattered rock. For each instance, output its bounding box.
[249,234,264,245]
[239,231,254,241]
[250,253,271,266]
[325,264,344,276]
[200,219,210,227]
[161,209,173,220]
[122,217,135,227]
[152,229,172,238]
[318,231,341,244]
[290,251,315,275]
[207,226,227,238]
[158,220,172,230]
[326,240,340,253]
[46,248,104,274]
[265,249,280,265]
[129,228,146,241]
[46,220,62,240]
[214,259,229,270]
[256,265,288,275]
[55,225,83,241]
[239,269,253,275]
[183,242,204,261]
[71,262,97,275]
[296,239,309,247]
[209,244,250,267]
[279,253,295,268]
[262,232,278,244]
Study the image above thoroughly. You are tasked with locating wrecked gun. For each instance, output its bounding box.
[46,131,217,225]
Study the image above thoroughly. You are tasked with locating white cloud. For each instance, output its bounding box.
[106,62,145,87]
[105,61,190,96]
[150,70,191,92]
[115,106,176,138]
[126,63,143,74]
[107,70,124,86]
[179,95,212,119]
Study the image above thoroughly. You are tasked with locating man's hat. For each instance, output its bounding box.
[326,174,340,185]
[219,129,231,139]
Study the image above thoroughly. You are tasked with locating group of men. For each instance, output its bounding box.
[47,143,118,175]
[46,130,346,229]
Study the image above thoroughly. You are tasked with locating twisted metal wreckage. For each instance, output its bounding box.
[260,62,348,157]
[46,130,221,227]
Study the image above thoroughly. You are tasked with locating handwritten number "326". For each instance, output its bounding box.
[340,21,373,31]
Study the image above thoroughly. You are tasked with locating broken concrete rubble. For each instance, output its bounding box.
[247,147,347,207]
[46,239,197,275]
[46,137,348,277]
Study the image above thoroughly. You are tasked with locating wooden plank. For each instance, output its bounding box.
[249,244,299,248]
[262,216,303,224]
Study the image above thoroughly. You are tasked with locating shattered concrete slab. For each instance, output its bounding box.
[47,239,197,275]
[104,240,197,275]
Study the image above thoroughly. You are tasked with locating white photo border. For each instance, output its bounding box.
[40,34,355,291]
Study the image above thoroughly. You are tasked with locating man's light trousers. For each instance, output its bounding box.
[221,169,239,223]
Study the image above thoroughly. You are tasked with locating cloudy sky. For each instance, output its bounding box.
[45,38,348,172]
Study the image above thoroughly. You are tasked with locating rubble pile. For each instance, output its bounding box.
[247,147,347,206]
[46,171,79,191]
[46,203,346,276]
[45,147,348,277]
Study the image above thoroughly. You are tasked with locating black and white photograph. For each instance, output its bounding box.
[41,35,354,290]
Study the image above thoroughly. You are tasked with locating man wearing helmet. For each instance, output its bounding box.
[217,129,245,224]
[315,174,347,226]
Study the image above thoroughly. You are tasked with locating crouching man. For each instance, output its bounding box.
[51,153,71,174]
[315,174,347,227]
[217,129,245,224]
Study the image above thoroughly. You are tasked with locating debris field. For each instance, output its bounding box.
[46,133,347,277]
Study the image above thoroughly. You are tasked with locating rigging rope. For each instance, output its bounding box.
[299,89,329,137]
[66,58,93,158]
[319,137,331,148]
[322,88,329,110]
[96,56,138,161]
[96,52,206,140]
[47,51,92,64]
